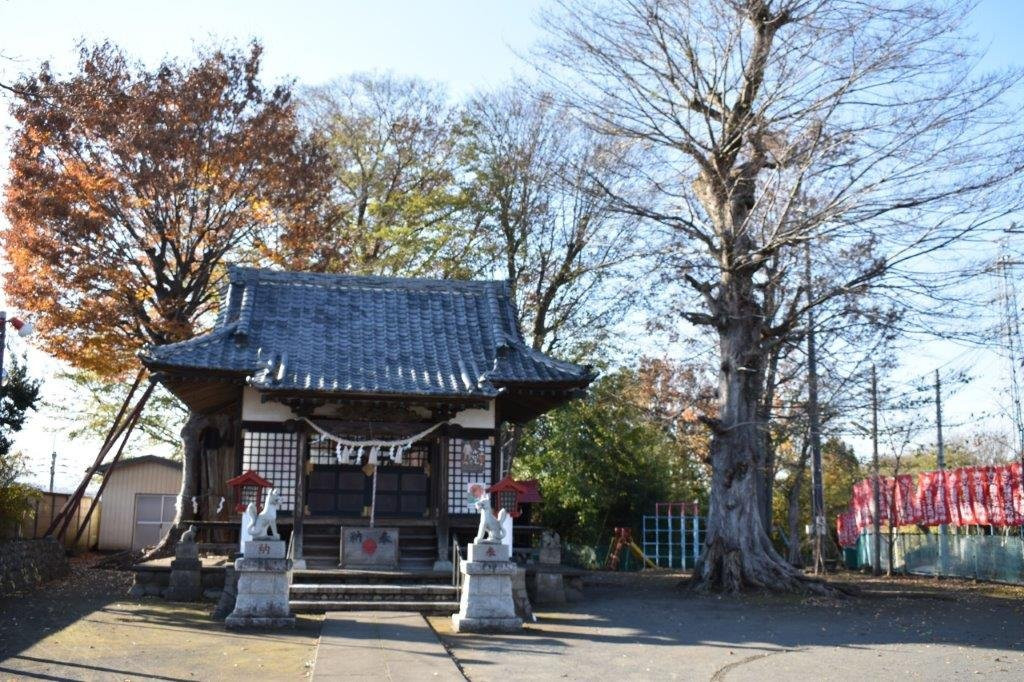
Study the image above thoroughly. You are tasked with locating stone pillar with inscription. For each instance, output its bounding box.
[225,538,295,629]
[451,542,523,633]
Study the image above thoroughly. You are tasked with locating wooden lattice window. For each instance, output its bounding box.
[241,429,297,511]
[448,437,493,514]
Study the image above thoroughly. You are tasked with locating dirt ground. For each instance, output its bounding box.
[3,560,1023,681]
[0,555,322,681]
[430,570,1024,681]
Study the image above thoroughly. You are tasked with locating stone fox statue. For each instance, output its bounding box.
[246,488,281,540]
[473,493,509,544]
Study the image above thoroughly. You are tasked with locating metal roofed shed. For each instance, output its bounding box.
[94,455,182,552]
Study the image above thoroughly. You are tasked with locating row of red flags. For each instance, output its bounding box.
[836,462,1024,547]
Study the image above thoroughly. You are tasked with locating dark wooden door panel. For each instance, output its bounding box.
[307,464,431,517]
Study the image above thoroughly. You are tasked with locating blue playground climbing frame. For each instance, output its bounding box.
[642,502,705,569]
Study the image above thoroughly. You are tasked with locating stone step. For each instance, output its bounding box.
[290,599,459,614]
[291,568,451,585]
[400,547,436,557]
[400,537,436,546]
[290,583,458,597]
[303,542,339,552]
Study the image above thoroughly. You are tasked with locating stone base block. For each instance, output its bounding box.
[244,540,286,558]
[340,527,398,568]
[165,565,203,602]
[512,566,534,621]
[467,542,510,562]
[226,551,293,629]
[225,615,295,629]
[534,572,566,605]
[451,615,523,633]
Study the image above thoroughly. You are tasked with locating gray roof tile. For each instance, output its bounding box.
[141,267,593,398]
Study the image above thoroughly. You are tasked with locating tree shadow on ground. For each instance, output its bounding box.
[0,563,134,661]
[441,572,1024,667]
[0,564,319,663]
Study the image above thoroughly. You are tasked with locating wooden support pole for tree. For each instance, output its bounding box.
[45,368,147,537]
[69,383,154,546]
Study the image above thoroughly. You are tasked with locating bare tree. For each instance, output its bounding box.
[538,0,1024,592]
[462,87,650,357]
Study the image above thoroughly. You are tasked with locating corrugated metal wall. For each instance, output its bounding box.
[8,493,101,551]
[98,462,182,550]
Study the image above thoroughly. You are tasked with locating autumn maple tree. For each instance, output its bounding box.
[4,41,330,375]
[2,41,332,546]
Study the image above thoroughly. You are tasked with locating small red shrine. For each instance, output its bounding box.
[489,476,542,519]
[227,470,273,513]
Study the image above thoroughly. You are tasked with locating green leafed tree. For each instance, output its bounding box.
[282,73,479,278]
[50,369,187,458]
[0,356,42,533]
[513,366,708,546]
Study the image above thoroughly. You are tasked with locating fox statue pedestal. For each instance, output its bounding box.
[451,541,523,633]
[225,538,294,629]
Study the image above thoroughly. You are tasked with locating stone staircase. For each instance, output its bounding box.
[398,526,438,571]
[302,524,341,563]
[299,524,440,570]
[289,568,459,614]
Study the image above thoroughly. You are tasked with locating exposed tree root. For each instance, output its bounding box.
[688,537,840,596]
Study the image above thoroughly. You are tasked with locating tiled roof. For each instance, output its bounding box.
[141,267,594,398]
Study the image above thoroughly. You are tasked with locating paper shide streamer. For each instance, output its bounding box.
[304,418,445,466]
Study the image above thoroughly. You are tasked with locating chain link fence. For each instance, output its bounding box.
[855,528,1024,584]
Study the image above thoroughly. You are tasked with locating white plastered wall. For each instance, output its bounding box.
[240,386,495,429]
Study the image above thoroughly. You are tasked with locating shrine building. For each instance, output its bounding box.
[139,266,593,571]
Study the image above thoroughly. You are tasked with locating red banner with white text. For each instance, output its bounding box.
[839,461,1024,535]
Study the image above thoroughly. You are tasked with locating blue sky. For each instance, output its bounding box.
[1,0,1022,490]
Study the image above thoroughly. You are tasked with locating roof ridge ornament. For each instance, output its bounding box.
[233,284,254,341]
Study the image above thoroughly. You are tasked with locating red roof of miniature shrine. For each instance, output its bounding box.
[227,469,272,488]
[489,476,542,502]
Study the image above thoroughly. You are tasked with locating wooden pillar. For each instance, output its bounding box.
[292,422,308,567]
[435,435,451,569]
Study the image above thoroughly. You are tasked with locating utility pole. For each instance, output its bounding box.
[805,245,825,574]
[998,255,1024,520]
[935,370,948,575]
[871,364,881,576]
[0,311,6,384]
[49,449,57,493]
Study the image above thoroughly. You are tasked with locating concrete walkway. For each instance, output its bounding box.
[313,611,464,681]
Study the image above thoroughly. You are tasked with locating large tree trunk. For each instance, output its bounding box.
[141,409,208,559]
[691,277,831,594]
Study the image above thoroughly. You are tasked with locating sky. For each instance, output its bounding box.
[0,0,1023,491]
